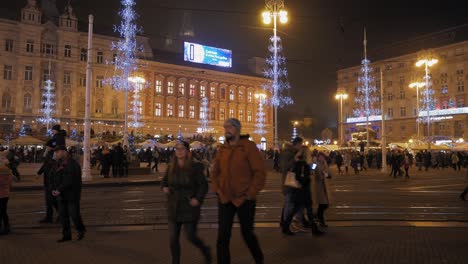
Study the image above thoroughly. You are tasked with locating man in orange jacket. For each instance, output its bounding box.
[211,118,266,264]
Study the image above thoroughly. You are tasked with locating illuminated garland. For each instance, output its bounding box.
[198,97,211,133]
[354,58,380,118]
[419,75,436,123]
[254,97,266,136]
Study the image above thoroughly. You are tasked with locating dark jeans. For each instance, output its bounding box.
[112,163,123,177]
[217,200,263,264]
[461,186,468,198]
[0,197,9,230]
[43,187,58,220]
[282,187,314,229]
[58,199,86,238]
[317,204,329,223]
[169,221,210,264]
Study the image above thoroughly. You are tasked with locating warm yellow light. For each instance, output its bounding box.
[305,141,309,145]
[128,76,145,84]
[335,93,348,100]
[409,139,413,143]
[409,82,425,89]
[415,58,438,68]
[333,140,338,145]
[427,59,438,67]
[279,10,288,23]
[262,11,271,24]
[294,121,299,126]
[255,93,266,99]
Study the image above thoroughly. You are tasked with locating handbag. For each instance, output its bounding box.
[284,171,301,188]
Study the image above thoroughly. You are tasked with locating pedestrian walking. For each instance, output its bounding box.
[402,152,412,179]
[162,141,211,264]
[335,151,343,174]
[211,118,266,264]
[314,152,330,228]
[460,186,468,201]
[51,146,86,242]
[111,143,125,177]
[0,151,13,235]
[36,150,59,223]
[451,152,460,171]
[6,149,21,181]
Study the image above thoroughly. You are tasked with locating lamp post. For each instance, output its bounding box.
[409,81,425,139]
[262,0,288,149]
[415,56,438,140]
[335,91,348,146]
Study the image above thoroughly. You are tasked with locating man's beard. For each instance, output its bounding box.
[225,133,234,141]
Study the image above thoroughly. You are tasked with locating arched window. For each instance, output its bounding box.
[77,97,85,113]
[24,93,32,109]
[95,99,103,113]
[111,99,118,115]
[2,93,11,108]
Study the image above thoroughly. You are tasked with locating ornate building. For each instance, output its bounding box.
[337,40,467,143]
[0,1,273,146]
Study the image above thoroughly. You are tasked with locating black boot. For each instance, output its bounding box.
[311,220,324,236]
[202,246,212,264]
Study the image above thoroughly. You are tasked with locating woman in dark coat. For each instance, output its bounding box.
[162,141,211,264]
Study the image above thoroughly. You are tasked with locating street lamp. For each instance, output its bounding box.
[262,0,288,149]
[415,54,438,140]
[335,91,348,146]
[409,81,425,139]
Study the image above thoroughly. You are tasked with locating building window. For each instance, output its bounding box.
[239,90,244,101]
[229,109,234,118]
[24,66,33,81]
[441,84,449,94]
[247,110,253,122]
[189,105,195,119]
[24,94,32,109]
[80,48,87,61]
[455,48,464,56]
[220,108,225,120]
[96,51,104,64]
[210,87,216,98]
[398,63,405,68]
[386,64,393,70]
[112,53,117,63]
[5,39,13,52]
[199,107,206,119]
[457,98,464,108]
[413,108,417,116]
[458,82,465,92]
[62,96,71,114]
[63,71,71,85]
[190,84,196,97]
[167,103,173,117]
[387,81,392,87]
[41,43,55,55]
[211,107,216,120]
[112,100,118,115]
[96,76,103,88]
[79,75,86,87]
[399,76,405,84]
[200,85,206,97]
[3,65,12,80]
[239,109,244,121]
[42,69,50,81]
[64,45,71,58]
[248,91,252,103]
[387,108,393,118]
[155,80,162,93]
[26,41,34,53]
[2,93,11,108]
[229,90,235,101]
[155,103,162,116]
[167,81,174,94]
[178,82,185,96]
[95,99,103,113]
[399,88,405,99]
[400,107,406,117]
[387,92,393,101]
[220,88,226,99]
[178,105,185,118]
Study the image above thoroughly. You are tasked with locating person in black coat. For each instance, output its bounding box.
[51,145,86,242]
[162,141,211,264]
[51,124,66,148]
[111,143,124,177]
[36,150,58,223]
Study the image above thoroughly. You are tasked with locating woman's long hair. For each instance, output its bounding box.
[167,149,193,177]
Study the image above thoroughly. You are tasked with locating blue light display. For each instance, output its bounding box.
[184,42,232,68]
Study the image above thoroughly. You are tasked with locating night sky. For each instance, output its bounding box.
[1,0,467,139]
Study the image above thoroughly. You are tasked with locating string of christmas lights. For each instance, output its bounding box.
[37,79,57,127]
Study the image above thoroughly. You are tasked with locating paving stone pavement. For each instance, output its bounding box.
[1,226,468,264]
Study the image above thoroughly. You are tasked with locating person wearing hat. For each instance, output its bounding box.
[212,118,266,264]
[51,145,86,242]
[0,151,13,235]
[162,141,211,264]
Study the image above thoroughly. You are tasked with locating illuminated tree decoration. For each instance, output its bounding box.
[19,125,27,137]
[419,74,436,123]
[353,58,380,118]
[109,0,144,128]
[291,126,298,142]
[262,35,293,107]
[129,83,143,128]
[254,97,267,136]
[37,80,57,126]
[198,97,211,133]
